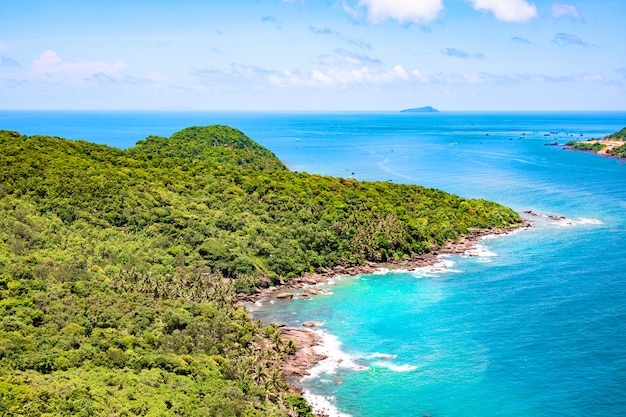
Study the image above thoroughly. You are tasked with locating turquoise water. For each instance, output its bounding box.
[2,111,626,416]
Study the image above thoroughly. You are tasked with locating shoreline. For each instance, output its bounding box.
[239,220,532,398]
[564,139,626,161]
[238,220,532,306]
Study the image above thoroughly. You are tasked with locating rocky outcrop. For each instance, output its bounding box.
[279,327,326,378]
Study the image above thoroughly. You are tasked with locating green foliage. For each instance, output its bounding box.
[609,143,626,159]
[566,140,606,152]
[284,395,315,417]
[605,127,626,158]
[606,127,626,141]
[0,126,522,415]
[129,125,286,171]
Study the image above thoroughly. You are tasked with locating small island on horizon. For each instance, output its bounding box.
[400,106,439,113]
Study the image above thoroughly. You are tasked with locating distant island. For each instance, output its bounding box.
[565,127,626,160]
[401,106,439,113]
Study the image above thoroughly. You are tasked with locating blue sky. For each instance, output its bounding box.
[1,0,625,110]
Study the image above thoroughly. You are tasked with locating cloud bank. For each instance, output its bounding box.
[194,62,423,89]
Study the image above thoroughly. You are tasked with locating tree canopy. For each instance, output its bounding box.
[0,126,521,416]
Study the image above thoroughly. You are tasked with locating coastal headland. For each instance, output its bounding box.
[565,127,626,159]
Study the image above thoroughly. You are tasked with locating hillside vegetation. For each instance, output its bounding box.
[566,126,626,159]
[606,127,626,141]
[607,127,626,158]
[0,126,522,416]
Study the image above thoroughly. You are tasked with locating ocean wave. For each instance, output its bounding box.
[305,330,370,380]
[302,390,352,417]
[554,217,604,227]
[367,352,398,360]
[575,217,604,225]
[372,361,418,372]
[409,258,463,279]
[462,243,498,263]
[523,210,603,227]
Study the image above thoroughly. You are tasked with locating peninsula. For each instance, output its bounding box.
[566,127,626,159]
[400,106,439,113]
[0,126,522,416]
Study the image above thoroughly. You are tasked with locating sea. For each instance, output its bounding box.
[2,110,625,417]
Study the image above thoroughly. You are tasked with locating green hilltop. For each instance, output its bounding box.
[0,126,522,416]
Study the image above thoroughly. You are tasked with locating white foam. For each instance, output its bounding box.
[372,361,418,372]
[367,352,398,360]
[552,216,604,227]
[409,258,463,279]
[305,330,369,380]
[524,211,603,228]
[554,217,576,227]
[463,243,498,260]
[302,390,352,417]
[575,217,604,225]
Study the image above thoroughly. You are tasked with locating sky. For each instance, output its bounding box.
[1,0,625,111]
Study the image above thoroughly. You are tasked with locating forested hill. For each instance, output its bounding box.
[0,126,522,416]
[129,125,287,171]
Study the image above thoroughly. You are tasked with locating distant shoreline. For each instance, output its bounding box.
[565,139,626,161]
[564,127,626,161]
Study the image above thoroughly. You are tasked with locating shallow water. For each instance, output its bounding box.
[3,110,626,417]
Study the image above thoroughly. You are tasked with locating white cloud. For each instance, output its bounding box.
[552,33,590,47]
[468,0,538,22]
[441,48,485,59]
[550,3,582,20]
[31,50,126,81]
[269,64,415,87]
[431,71,606,85]
[1,50,129,91]
[353,0,444,24]
[195,62,423,89]
[317,49,382,66]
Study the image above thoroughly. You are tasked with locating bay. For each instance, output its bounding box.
[2,110,625,416]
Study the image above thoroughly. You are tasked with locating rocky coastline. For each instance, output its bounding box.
[238,221,532,387]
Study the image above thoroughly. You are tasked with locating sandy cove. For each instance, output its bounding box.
[238,220,532,385]
[585,139,625,156]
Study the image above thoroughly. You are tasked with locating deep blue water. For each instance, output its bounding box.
[2,111,626,416]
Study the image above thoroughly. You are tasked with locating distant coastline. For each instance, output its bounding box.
[400,106,439,113]
[565,127,626,160]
